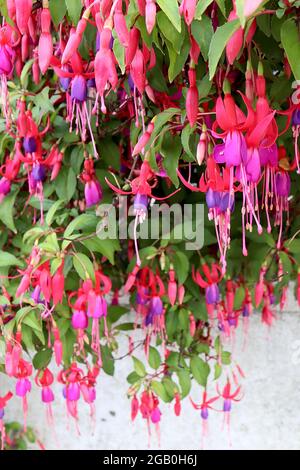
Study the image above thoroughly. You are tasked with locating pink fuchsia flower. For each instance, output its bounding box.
[217,380,243,433]
[186,68,199,128]
[0,392,13,419]
[0,391,13,450]
[193,263,223,308]
[190,390,219,445]
[168,268,177,306]
[14,359,33,432]
[145,0,157,34]
[51,54,98,157]
[114,0,130,45]
[180,0,197,26]
[35,368,55,422]
[85,180,103,207]
[38,6,53,74]
[72,310,88,330]
[243,0,265,17]
[0,40,14,76]
[106,159,179,268]
[15,0,32,35]
[52,325,63,367]
[80,158,103,207]
[0,177,11,201]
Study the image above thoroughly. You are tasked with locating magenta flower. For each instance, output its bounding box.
[85,179,103,207]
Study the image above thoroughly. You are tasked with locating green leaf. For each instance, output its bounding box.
[0,190,18,233]
[168,34,190,82]
[181,124,196,161]
[148,346,161,370]
[33,349,52,370]
[208,19,240,80]
[214,363,222,380]
[191,16,214,61]
[177,369,192,398]
[195,0,214,19]
[279,251,293,277]
[39,232,60,254]
[216,0,227,16]
[0,0,8,18]
[160,133,181,186]
[127,371,141,385]
[235,0,246,28]
[151,381,172,402]
[281,18,300,80]
[20,59,34,89]
[65,0,83,26]
[221,351,232,365]
[157,11,184,54]
[73,253,95,281]
[101,345,115,376]
[113,37,125,74]
[132,356,146,377]
[82,237,120,265]
[49,0,67,27]
[198,73,213,99]
[190,356,210,387]
[156,0,181,33]
[32,86,55,114]
[54,167,77,202]
[172,251,189,284]
[257,13,272,37]
[46,200,65,226]
[145,108,180,151]
[0,251,23,267]
[64,213,98,238]
[50,258,63,276]
[288,239,300,254]
[162,377,178,398]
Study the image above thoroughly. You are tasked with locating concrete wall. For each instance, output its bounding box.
[2,290,300,450]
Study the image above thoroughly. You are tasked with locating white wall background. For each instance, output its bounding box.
[2,289,300,450]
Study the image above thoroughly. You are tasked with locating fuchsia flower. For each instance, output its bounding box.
[58,363,99,423]
[94,17,118,114]
[180,0,197,26]
[38,5,53,74]
[0,391,13,450]
[51,51,98,157]
[14,358,32,432]
[138,390,162,443]
[15,0,32,36]
[69,270,111,365]
[191,390,219,445]
[80,158,103,207]
[186,68,199,128]
[145,0,157,34]
[213,88,253,168]
[168,268,177,306]
[106,159,179,268]
[178,156,238,271]
[218,380,243,432]
[0,27,15,76]
[35,368,55,428]
[114,0,130,45]
[193,263,223,317]
[226,6,256,65]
